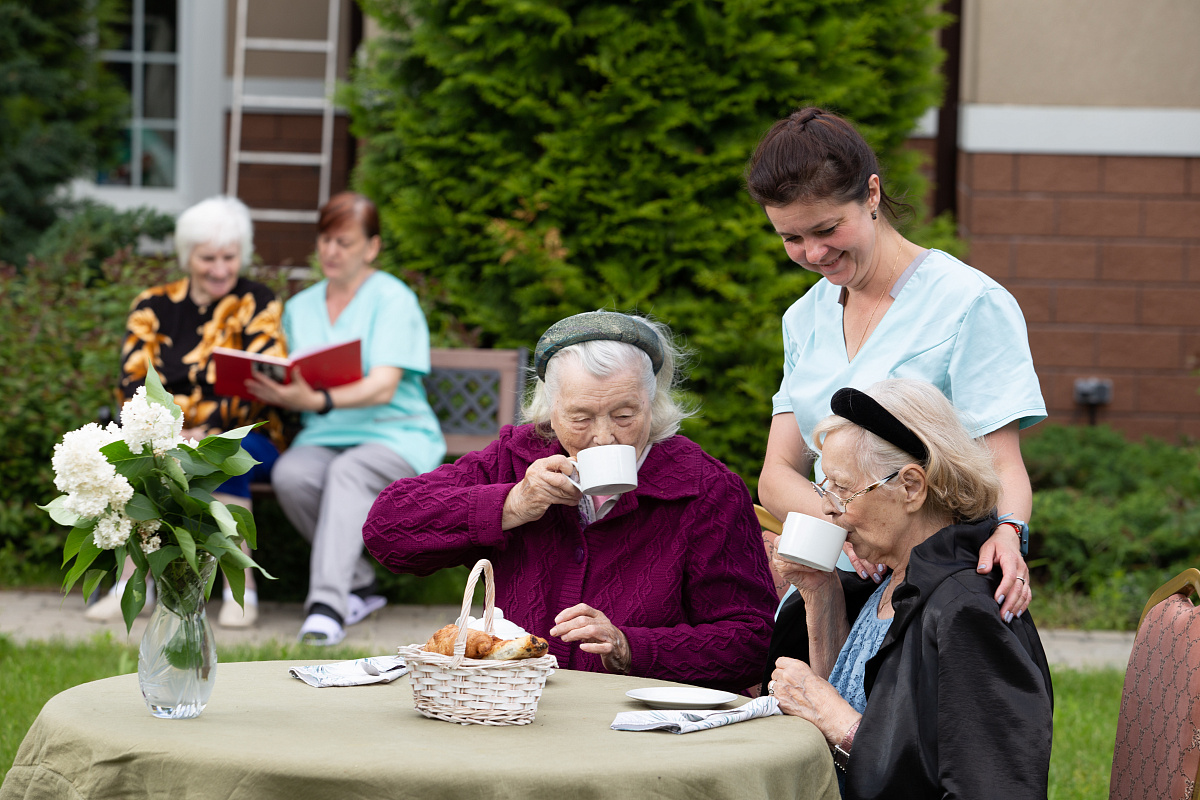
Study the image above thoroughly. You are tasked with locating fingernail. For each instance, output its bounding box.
[1004,611,1014,623]
[871,572,881,584]
[859,570,868,579]
[996,594,1005,605]
[977,562,987,571]
[1016,609,1023,618]
[877,564,886,573]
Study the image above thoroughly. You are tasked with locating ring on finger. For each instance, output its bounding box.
[1016,576,1026,584]
[768,680,776,696]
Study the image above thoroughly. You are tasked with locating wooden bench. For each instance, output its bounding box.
[248,347,528,495]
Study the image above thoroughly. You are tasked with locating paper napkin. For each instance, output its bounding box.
[611,696,782,734]
[289,656,408,688]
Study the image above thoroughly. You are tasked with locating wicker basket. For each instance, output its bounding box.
[397,559,557,725]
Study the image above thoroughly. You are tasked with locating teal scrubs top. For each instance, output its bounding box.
[773,249,1046,575]
[283,270,446,474]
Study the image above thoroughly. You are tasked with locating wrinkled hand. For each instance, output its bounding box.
[977,525,1031,621]
[550,604,630,674]
[843,540,888,585]
[500,454,581,529]
[769,657,860,746]
[774,552,841,601]
[245,366,323,412]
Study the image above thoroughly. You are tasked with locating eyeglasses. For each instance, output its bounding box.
[810,471,899,513]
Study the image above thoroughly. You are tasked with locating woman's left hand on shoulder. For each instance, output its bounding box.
[550,604,631,674]
[769,657,859,745]
[976,526,1031,622]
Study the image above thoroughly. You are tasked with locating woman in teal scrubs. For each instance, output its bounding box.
[746,107,1044,625]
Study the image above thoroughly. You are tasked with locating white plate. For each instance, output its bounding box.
[625,687,738,710]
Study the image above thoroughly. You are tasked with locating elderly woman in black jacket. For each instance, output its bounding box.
[767,379,1052,799]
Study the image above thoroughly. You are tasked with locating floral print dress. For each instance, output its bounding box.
[119,277,286,443]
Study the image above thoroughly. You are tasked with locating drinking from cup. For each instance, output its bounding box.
[776,512,848,572]
[567,444,638,496]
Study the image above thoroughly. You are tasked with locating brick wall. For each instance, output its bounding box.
[959,152,1200,440]
[223,112,353,266]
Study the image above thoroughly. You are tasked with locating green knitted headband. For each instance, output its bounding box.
[534,311,665,380]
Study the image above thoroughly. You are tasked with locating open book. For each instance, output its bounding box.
[212,340,362,402]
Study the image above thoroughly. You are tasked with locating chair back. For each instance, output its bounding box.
[754,504,784,536]
[1109,567,1200,800]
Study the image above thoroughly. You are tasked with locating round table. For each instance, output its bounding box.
[2,660,838,800]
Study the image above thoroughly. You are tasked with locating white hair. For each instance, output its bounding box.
[523,316,696,444]
[174,196,254,268]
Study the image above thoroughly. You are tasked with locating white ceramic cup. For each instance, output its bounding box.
[776,512,849,572]
[567,444,638,496]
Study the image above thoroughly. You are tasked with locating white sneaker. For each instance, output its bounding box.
[345,594,386,627]
[218,589,258,628]
[298,612,345,646]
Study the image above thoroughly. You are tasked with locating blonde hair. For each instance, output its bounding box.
[522,315,696,444]
[812,379,1000,522]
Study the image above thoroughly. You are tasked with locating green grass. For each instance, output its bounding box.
[1,635,1125,797]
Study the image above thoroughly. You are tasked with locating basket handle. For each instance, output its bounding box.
[450,559,496,667]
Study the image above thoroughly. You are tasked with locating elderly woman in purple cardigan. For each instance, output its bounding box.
[363,312,777,692]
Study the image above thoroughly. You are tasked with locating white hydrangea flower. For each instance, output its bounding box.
[140,534,162,555]
[138,519,163,535]
[121,387,183,455]
[52,423,134,520]
[93,509,134,549]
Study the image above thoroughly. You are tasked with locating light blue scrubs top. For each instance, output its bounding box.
[773,249,1045,573]
[283,270,446,474]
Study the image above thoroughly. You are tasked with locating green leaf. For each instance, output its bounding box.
[100,439,158,483]
[192,436,241,465]
[171,523,199,575]
[62,526,92,565]
[81,568,107,601]
[121,564,149,632]
[39,495,81,527]
[216,447,258,478]
[62,535,105,595]
[173,446,222,477]
[229,503,258,549]
[221,558,246,608]
[147,545,184,575]
[161,453,188,491]
[143,364,182,420]
[123,493,160,521]
[209,500,241,543]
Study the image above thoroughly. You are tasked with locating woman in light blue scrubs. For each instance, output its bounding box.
[746,108,1045,637]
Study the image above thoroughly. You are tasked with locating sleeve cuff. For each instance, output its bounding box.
[467,482,518,548]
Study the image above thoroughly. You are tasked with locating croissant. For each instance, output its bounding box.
[422,624,549,661]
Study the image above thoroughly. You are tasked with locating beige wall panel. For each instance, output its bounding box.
[962,0,1200,108]
[224,0,354,79]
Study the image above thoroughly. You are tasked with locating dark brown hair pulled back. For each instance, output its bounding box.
[746,107,908,220]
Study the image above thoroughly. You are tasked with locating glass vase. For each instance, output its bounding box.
[138,552,219,719]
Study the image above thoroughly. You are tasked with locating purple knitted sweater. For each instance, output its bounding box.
[363,425,777,692]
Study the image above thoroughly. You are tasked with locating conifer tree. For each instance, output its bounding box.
[346,0,947,485]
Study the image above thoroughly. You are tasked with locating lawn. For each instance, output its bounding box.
[0,635,1124,797]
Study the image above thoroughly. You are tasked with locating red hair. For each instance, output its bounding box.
[317,192,380,239]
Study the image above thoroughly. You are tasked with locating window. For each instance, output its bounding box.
[98,0,179,188]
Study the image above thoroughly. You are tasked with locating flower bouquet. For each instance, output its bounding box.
[40,365,271,718]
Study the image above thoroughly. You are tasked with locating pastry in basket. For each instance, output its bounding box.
[423,624,549,660]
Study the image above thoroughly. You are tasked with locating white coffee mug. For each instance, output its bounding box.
[776,512,849,572]
[567,444,638,496]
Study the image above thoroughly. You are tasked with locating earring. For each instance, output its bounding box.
[871,209,878,220]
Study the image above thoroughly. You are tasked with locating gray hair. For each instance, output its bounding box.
[811,379,1000,523]
[523,315,696,444]
[174,195,254,268]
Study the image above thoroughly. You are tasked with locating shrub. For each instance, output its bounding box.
[0,0,128,265]
[345,0,949,489]
[1022,424,1200,628]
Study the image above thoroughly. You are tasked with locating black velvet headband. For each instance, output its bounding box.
[534,312,665,380]
[830,387,929,463]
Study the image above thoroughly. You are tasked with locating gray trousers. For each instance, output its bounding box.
[271,443,416,621]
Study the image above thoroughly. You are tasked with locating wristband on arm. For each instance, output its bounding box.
[832,719,860,772]
[317,389,334,415]
[997,518,1030,557]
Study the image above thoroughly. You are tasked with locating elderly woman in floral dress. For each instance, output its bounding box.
[363,311,778,692]
[85,195,283,627]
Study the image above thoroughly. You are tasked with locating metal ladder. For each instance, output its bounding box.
[225,0,340,225]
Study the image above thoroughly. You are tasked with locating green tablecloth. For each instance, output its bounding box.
[1,660,839,800]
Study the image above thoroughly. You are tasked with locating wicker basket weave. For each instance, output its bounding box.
[397,559,557,725]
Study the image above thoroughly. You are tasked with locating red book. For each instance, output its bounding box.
[212,340,362,402]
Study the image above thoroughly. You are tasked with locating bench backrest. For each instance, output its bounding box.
[424,347,529,458]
